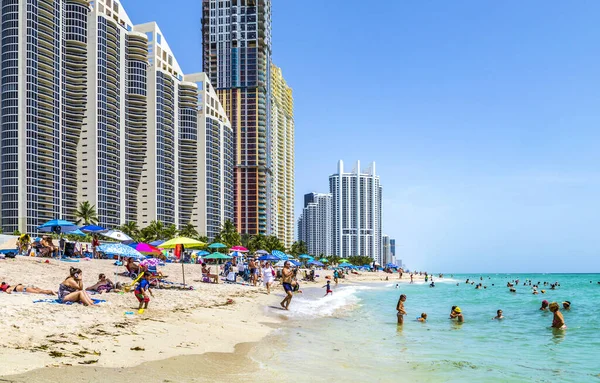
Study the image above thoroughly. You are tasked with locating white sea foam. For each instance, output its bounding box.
[285,285,372,319]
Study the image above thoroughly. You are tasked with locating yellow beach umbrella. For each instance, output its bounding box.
[159,237,205,249]
[159,237,205,287]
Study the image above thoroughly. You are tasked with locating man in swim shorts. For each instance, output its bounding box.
[280,261,294,310]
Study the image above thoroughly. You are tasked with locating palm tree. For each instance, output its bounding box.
[217,219,240,248]
[290,240,308,257]
[197,235,209,244]
[179,223,199,239]
[264,235,285,253]
[119,222,140,242]
[162,224,178,240]
[140,220,164,242]
[240,233,252,249]
[74,201,98,225]
[248,233,266,253]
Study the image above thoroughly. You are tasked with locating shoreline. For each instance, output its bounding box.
[0,257,425,381]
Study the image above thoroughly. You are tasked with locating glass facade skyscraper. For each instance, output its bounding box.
[202,0,273,235]
[0,0,90,233]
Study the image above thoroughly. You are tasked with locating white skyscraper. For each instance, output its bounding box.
[330,160,383,262]
[298,192,333,257]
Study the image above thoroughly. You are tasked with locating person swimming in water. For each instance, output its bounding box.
[549,302,566,329]
[492,309,504,320]
[540,300,549,311]
[450,307,464,323]
[396,294,407,325]
[417,313,427,322]
[562,301,571,310]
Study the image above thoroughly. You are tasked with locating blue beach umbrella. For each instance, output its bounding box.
[66,229,86,237]
[258,254,280,261]
[97,243,144,260]
[386,263,398,268]
[271,250,287,260]
[289,260,302,267]
[339,262,353,268]
[195,250,210,257]
[308,261,324,267]
[37,219,79,234]
[80,224,107,233]
[298,254,312,259]
[255,249,269,255]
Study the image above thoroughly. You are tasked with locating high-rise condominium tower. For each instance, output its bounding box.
[330,161,383,262]
[202,0,273,235]
[0,0,90,233]
[79,0,149,228]
[298,193,334,257]
[270,64,294,248]
[184,73,234,240]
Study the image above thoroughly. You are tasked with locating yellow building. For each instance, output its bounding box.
[270,64,295,248]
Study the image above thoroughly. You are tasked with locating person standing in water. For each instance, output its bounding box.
[492,309,504,320]
[323,280,333,296]
[280,261,294,310]
[396,294,407,325]
[549,302,566,329]
[450,307,464,323]
[410,274,414,284]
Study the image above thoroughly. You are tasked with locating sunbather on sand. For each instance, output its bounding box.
[86,273,115,293]
[1,281,55,295]
[202,264,218,283]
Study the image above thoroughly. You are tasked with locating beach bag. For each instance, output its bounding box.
[271,268,275,277]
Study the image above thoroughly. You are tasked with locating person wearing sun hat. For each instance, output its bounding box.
[450,306,464,323]
[562,301,571,310]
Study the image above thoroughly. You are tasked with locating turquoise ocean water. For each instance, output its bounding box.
[253,274,600,383]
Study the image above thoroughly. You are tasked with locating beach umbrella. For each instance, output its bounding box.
[208,242,227,249]
[160,237,205,249]
[195,250,210,257]
[308,261,324,267]
[66,229,86,237]
[338,258,350,263]
[319,258,329,263]
[100,230,133,242]
[255,249,268,255]
[258,254,280,261]
[130,243,162,256]
[98,243,144,260]
[386,263,398,268]
[274,260,286,267]
[37,219,79,234]
[339,262,353,268]
[159,237,206,286]
[204,252,233,284]
[298,254,312,259]
[79,224,107,233]
[271,249,286,259]
[230,245,248,252]
[289,260,302,267]
[149,240,165,247]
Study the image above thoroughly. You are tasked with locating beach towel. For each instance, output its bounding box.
[33,298,106,305]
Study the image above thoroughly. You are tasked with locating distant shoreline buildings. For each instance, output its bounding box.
[299,161,395,263]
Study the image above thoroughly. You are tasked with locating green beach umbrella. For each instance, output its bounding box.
[338,258,350,263]
[203,252,232,284]
[319,258,329,263]
[208,242,227,249]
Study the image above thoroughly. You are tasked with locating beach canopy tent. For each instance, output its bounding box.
[254,249,268,255]
[37,219,79,234]
[80,225,107,233]
[160,237,205,249]
[98,243,144,260]
[298,254,312,259]
[258,254,280,261]
[339,262,353,268]
[230,246,248,252]
[208,242,227,249]
[319,258,329,263]
[149,240,165,247]
[101,230,133,242]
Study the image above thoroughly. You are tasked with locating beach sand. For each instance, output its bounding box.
[0,257,423,381]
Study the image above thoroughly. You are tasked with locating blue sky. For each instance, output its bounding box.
[129,0,600,273]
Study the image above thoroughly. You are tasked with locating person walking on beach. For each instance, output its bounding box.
[280,261,294,310]
[396,294,407,325]
[134,272,154,313]
[323,280,333,296]
[410,274,414,284]
[249,257,257,286]
[549,302,566,329]
[262,261,275,294]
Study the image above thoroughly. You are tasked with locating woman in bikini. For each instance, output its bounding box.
[202,263,218,283]
[0,281,55,295]
[86,273,115,293]
[58,267,96,305]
